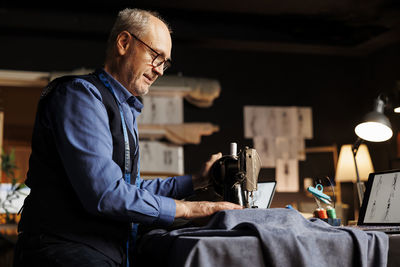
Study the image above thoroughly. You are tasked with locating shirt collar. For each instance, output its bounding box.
[97,68,143,112]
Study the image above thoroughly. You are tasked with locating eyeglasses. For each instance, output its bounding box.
[128,32,172,72]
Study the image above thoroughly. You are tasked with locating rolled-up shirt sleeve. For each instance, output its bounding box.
[47,78,190,226]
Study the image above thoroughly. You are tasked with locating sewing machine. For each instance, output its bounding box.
[210,143,261,208]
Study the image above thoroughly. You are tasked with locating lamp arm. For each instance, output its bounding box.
[352,137,362,156]
[352,137,365,205]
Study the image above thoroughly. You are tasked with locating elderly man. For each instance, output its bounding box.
[14,8,241,267]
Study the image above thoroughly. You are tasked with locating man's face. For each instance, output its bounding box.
[125,17,172,96]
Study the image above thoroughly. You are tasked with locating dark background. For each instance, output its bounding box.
[1,1,400,210]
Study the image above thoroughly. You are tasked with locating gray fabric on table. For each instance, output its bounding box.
[136,208,388,267]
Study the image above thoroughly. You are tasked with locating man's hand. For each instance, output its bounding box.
[192,152,222,191]
[174,199,242,219]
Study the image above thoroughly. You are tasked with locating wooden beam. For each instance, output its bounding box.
[0,70,49,88]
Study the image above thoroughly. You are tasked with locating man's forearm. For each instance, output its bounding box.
[174,199,242,219]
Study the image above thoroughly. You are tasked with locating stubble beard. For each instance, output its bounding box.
[133,79,150,96]
[127,71,150,96]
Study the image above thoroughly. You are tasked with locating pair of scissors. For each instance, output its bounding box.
[307,184,331,205]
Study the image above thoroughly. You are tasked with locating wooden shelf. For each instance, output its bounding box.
[139,123,219,145]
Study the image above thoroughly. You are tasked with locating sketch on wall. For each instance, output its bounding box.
[276,158,299,192]
[137,95,183,125]
[244,106,313,192]
[139,140,184,176]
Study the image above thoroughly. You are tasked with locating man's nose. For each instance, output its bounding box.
[152,64,164,76]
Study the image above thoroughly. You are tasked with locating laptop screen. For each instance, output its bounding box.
[358,170,400,225]
[249,181,276,209]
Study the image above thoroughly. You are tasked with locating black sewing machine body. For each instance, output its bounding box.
[211,146,261,208]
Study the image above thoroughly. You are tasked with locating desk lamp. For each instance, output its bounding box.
[353,94,393,204]
[335,143,374,208]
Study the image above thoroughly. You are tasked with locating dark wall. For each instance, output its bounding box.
[0,34,106,71]
[179,44,400,177]
[363,44,400,172]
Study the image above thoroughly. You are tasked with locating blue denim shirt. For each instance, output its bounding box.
[45,68,193,226]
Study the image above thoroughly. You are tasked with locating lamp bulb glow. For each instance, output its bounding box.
[355,122,393,142]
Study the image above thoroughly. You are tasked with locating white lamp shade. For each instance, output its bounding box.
[335,144,374,182]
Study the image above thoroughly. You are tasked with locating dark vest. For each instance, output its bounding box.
[18,72,138,263]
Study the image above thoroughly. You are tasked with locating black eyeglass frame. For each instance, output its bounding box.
[128,32,172,71]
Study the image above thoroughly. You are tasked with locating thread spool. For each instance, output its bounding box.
[230,142,237,156]
[317,208,328,219]
[326,206,337,219]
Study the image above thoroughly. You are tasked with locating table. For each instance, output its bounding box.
[135,224,400,267]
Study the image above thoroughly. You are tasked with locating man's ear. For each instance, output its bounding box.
[116,31,131,56]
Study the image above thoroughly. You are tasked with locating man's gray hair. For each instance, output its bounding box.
[105,8,171,58]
